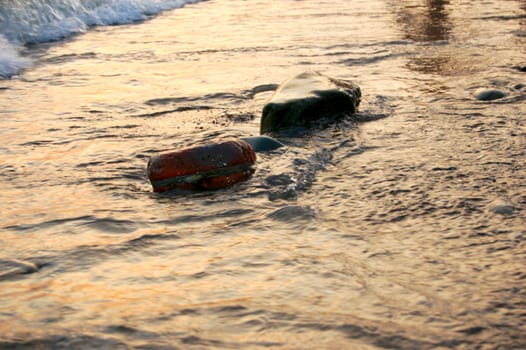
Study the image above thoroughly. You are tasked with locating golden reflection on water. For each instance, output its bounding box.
[392,0,452,42]
[387,0,526,76]
[0,0,525,348]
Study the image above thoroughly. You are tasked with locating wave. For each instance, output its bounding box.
[0,34,31,78]
[0,0,204,78]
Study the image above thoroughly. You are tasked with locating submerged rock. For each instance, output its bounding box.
[490,199,516,216]
[475,89,507,101]
[260,71,361,134]
[241,136,284,152]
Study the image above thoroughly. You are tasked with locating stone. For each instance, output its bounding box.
[241,136,284,152]
[147,140,256,192]
[475,89,507,101]
[493,204,515,215]
[490,199,516,215]
[260,71,361,134]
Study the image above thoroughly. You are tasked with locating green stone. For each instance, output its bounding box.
[475,89,507,101]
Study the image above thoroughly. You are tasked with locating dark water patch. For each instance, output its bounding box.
[0,163,17,178]
[181,336,283,349]
[66,115,87,120]
[352,112,389,123]
[0,259,42,281]
[85,175,138,186]
[42,52,98,64]
[180,335,225,347]
[479,14,526,21]
[18,133,122,148]
[174,44,295,59]
[36,233,181,275]
[19,139,54,146]
[3,215,95,232]
[76,160,105,168]
[81,218,139,234]
[213,305,248,313]
[145,92,247,106]
[109,124,140,129]
[432,166,458,171]
[105,324,160,340]
[142,84,277,118]
[197,207,254,217]
[326,40,411,51]
[457,326,487,336]
[108,158,134,165]
[296,321,449,349]
[36,133,121,147]
[267,206,317,222]
[0,335,126,350]
[153,305,297,326]
[338,52,409,66]
[134,105,213,118]
[153,209,255,227]
[120,232,183,251]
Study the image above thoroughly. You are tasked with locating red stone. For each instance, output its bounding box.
[147,140,256,192]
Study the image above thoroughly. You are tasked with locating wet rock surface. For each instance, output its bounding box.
[490,199,517,215]
[260,71,361,134]
[475,89,508,101]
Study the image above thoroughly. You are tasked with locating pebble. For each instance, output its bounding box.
[475,89,507,101]
[490,199,516,215]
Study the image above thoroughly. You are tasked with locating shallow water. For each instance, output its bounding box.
[1,0,526,348]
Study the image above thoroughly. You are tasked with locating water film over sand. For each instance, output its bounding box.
[0,0,525,348]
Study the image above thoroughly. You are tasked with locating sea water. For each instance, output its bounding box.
[0,0,203,77]
[1,0,525,348]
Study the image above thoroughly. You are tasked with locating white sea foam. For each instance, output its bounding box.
[0,0,203,78]
[0,35,31,78]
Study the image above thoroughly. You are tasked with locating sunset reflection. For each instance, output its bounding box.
[394,0,452,42]
[1,0,525,348]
